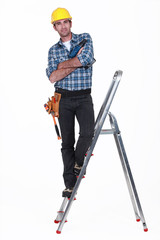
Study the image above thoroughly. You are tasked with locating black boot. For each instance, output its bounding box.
[62,187,73,198]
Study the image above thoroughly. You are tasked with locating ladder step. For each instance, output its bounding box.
[100,129,116,134]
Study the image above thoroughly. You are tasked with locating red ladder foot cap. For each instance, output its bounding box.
[54,220,60,224]
[56,230,61,234]
[144,228,148,232]
[136,219,140,222]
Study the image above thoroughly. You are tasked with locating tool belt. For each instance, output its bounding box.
[47,92,61,117]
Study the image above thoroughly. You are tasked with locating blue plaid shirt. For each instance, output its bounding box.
[46,32,94,91]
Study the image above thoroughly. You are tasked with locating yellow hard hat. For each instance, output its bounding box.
[51,8,72,24]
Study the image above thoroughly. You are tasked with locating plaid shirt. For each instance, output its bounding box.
[46,32,94,91]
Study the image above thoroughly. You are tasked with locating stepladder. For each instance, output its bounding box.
[54,70,148,234]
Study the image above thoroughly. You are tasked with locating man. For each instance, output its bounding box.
[46,8,95,198]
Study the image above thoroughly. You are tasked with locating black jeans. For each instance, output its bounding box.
[58,94,95,188]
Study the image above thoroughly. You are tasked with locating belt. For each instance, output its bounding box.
[55,88,91,98]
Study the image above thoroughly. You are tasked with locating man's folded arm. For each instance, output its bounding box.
[48,48,83,83]
[49,67,77,83]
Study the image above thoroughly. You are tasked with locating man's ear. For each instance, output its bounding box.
[53,24,57,31]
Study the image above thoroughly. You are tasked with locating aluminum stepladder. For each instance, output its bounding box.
[55,70,148,234]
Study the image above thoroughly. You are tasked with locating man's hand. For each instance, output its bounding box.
[77,47,84,55]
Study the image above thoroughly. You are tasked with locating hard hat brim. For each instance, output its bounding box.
[51,18,72,24]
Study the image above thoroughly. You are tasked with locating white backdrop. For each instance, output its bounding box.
[0,0,160,239]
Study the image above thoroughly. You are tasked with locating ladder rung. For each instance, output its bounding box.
[100,129,115,134]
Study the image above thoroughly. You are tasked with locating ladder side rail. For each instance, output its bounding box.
[114,135,140,220]
[109,113,148,231]
[55,197,68,223]
[94,71,122,130]
[109,113,140,219]
[59,197,68,212]
[94,82,115,129]
[57,71,122,233]
[115,134,147,230]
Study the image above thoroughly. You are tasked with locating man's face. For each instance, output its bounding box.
[53,19,72,38]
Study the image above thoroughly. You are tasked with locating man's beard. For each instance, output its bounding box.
[59,29,71,38]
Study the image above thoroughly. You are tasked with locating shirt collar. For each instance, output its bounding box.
[58,32,77,46]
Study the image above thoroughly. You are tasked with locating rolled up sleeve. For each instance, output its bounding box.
[46,48,59,79]
[77,33,94,67]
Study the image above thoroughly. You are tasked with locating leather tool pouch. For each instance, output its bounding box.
[47,92,61,117]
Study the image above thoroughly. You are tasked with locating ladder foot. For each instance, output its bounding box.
[144,228,148,232]
[56,230,61,234]
[54,220,60,224]
[136,219,140,222]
